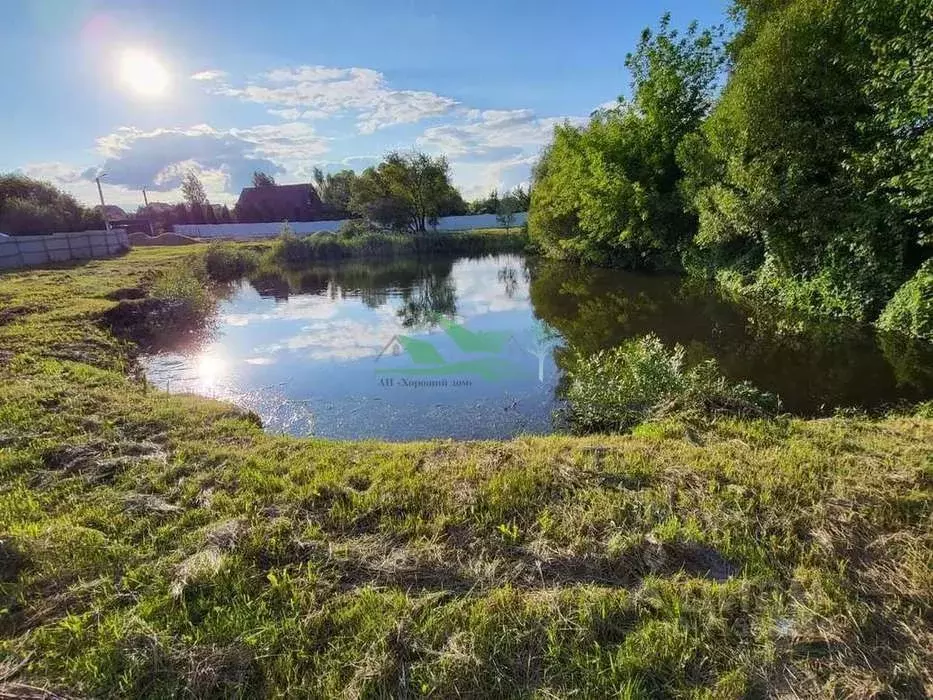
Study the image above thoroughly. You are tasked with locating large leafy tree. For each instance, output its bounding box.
[529,15,724,267]
[851,0,932,254]
[680,0,930,316]
[313,168,358,219]
[350,152,458,232]
[0,174,92,234]
[681,1,874,267]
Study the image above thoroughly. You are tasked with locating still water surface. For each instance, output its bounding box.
[142,253,933,439]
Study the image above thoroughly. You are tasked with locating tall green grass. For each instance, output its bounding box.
[203,241,259,282]
[0,247,931,697]
[148,264,214,324]
[267,227,529,266]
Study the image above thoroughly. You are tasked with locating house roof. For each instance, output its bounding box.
[236,184,322,212]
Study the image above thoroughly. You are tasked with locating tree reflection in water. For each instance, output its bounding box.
[526,258,933,414]
[235,253,933,415]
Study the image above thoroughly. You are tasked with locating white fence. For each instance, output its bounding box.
[172,212,528,239]
[0,229,130,270]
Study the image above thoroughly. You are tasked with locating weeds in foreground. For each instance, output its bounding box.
[565,334,779,433]
[0,245,930,698]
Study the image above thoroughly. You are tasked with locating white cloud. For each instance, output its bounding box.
[416,109,587,198]
[232,122,329,161]
[448,155,537,200]
[224,295,341,326]
[207,64,459,133]
[79,122,328,201]
[191,69,227,82]
[268,108,301,120]
[20,161,85,184]
[17,60,594,208]
[22,120,331,207]
[260,311,408,362]
[451,256,531,317]
[594,99,622,112]
[20,161,151,210]
[418,109,582,158]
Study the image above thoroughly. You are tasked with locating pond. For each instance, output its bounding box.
[142,253,933,440]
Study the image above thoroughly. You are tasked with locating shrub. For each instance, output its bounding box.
[150,262,213,324]
[337,219,380,238]
[265,228,529,266]
[203,242,257,282]
[877,260,933,341]
[565,334,778,433]
[268,223,312,265]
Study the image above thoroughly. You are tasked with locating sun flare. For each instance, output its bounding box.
[196,354,227,388]
[118,48,170,97]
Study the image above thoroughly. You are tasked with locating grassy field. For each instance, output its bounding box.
[0,246,931,698]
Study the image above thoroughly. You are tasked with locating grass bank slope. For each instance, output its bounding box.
[1,247,931,698]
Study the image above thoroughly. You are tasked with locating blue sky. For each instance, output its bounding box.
[1,0,728,210]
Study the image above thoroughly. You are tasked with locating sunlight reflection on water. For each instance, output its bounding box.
[142,252,933,439]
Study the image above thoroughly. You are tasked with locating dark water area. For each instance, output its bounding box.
[142,253,933,439]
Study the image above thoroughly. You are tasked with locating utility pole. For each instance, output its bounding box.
[141,188,155,236]
[95,174,111,232]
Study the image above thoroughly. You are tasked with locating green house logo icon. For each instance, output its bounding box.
[375,318,528,381]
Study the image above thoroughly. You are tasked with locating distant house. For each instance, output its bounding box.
[109,218,155,236]
[234,183,324,223]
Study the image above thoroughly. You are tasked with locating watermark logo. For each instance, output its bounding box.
[375,317,557,385]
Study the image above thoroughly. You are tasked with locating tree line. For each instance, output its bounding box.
[528,0,931,335]
[0,174,105,235]
[1,156,531,236]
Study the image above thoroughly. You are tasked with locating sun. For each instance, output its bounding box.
[196,354,228,389]
[118,48,170,97]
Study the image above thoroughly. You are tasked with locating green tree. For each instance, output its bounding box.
[190,202,206,225]
[679,0,928,319]
[181,171,208,207]
[350,152,455,232]
[851,0,932,255]
[512,186,531,211]
[313,168,358,219]
[0,174,88,234]
[469,189,500,215]
[438,187,468,217]
[496,192,521,232]
[252,170,276,187]
[529,15,724,267]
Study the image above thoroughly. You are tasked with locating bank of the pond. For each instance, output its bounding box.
[206,227,532,271]
[1,246,931,698]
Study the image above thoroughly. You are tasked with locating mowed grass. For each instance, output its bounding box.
[0,246,931,698]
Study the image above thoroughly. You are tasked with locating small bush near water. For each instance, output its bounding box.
[877,260,933,341]
[203,241,259,282]
[102,256,217,351]
[565,334,779,433]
